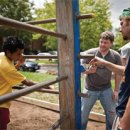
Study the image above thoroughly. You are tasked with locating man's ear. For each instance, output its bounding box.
[126,18,130,26]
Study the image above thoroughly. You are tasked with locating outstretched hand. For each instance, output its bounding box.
[89,56,107,66]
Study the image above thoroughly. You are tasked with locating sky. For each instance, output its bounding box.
[30,0,130,28]
[109,0,129,28]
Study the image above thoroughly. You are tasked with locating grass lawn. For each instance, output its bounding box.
[36,59,58,65]
[20,71,56,82]
[19,71,59,103]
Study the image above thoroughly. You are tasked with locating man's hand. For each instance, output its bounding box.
[113,90,118,102]
[46,85,54,89]
[89,56,108,66]
[84,65,97,74]
[15,55,25,69]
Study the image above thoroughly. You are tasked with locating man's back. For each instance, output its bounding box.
[0,52,25,108]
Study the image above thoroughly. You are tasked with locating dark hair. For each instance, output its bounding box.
[100,31,114,42]
[3,36,25,53]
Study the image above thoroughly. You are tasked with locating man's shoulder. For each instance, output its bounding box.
[110,49,120,56]
[0,52,5,58]
[82,48,98,54]
[0,54,15,73]
[120,43,130,51]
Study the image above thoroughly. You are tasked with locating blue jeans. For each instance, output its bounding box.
[81,87,116,130]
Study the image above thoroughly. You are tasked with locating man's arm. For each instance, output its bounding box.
[119,97,130,130]
[102,60,125,75]
[22,79,36,86]
[113,74,122,101]
[121,58,127,66]
[90,57,125,76]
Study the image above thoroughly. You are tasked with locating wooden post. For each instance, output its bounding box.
[56,0,81,130]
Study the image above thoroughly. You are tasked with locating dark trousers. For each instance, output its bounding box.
[0,108,10,130]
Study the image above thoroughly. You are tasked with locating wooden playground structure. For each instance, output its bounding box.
[0,0,105,130]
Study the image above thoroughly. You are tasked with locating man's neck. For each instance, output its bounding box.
[5,54,12,62]
[99,49,109,57]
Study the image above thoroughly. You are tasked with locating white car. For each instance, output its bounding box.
[37,52,52,60]
[37,52,52,56]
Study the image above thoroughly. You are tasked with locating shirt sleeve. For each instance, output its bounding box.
[121,47,130,59]
[2,69,26,87]
[116,54,122,65]
[81,49,95,64]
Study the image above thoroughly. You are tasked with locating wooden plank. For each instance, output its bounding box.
[15,96,105,123]
[16,96,59,112]
[56,0,76,129]
[89,111,105,123]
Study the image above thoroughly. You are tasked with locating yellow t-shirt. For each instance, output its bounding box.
[0,53,26,108]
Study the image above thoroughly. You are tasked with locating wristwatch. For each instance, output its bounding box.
[117,127,123,130]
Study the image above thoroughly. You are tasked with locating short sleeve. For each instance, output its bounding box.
[2,69,26,86]
[116,54,122,65]
[121,47,130,59]
[81,48,96,64]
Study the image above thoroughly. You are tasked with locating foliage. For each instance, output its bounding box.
[0,0,34,44]
[80,0,112,51]
[34,0,112,51]
[34,1,57,50]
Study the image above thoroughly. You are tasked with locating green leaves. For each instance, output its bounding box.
[33,1,56,50]
[80,0,112,50]
[34,0,112,51]
[0,0,34,43]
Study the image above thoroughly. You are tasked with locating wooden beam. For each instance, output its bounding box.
[56,0,81,129]
[24,55,58,59]
[16,96,59,112]
[0,16,66,39]
[13,86,59,94]
[76,14,94,20]
[27,18,56,25]
[89,111,105,123]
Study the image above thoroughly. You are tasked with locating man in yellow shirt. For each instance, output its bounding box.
[0,36,37,130]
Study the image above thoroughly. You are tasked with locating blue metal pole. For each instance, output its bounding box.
[72,0,81,130]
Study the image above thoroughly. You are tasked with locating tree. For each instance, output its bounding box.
[0,0,34,44]
[80,0,112,50]
[34,1,57,51]
[34,0,112,51]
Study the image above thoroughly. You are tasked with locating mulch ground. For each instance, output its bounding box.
[8,101,105,130]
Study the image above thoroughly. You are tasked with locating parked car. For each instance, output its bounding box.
[18,60,40,72]
[37,52,51,56]
[49,51,57,56]
[37,52,52,60]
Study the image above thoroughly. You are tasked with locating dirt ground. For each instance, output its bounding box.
[8,101,105,130]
